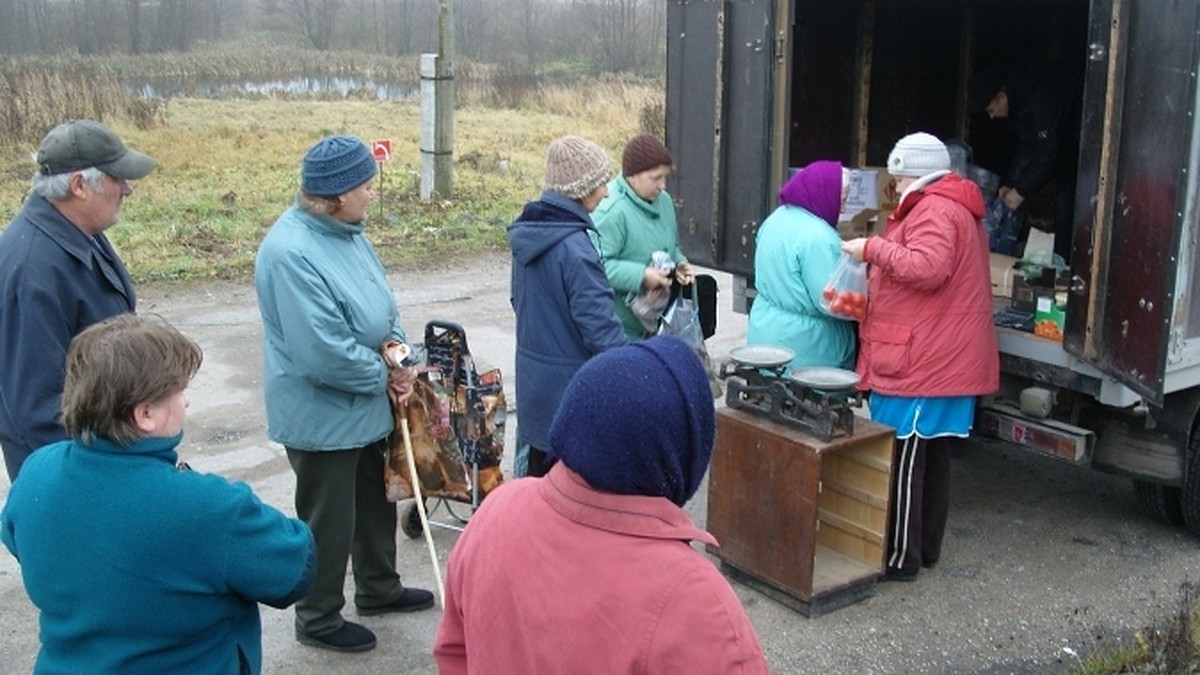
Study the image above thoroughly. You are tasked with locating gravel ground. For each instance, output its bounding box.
[2,251,1198,674]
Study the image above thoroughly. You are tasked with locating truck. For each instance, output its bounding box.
[665,0,1200,534]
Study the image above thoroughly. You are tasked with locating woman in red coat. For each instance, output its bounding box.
[842,132,999,581]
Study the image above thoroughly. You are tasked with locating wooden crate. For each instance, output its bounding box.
[707,407,895,617]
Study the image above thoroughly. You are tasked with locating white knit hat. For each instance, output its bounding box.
[544,135,614,200]
[887,132,951,178]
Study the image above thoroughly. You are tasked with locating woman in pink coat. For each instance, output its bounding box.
[842,132,999,581]
[433,336,768,674]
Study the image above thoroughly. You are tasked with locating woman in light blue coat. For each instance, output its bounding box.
[747,160,857,371]
[254,136,434,654]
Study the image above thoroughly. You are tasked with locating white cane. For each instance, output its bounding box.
[400,416,445,608]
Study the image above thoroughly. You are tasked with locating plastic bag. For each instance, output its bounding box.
[985,199,1024,256]
[626,251,677,334]
[658,291,722,398]
[820,253,868,321]
[627,287,671,334]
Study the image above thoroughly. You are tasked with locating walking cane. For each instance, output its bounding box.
[400,416,446,608]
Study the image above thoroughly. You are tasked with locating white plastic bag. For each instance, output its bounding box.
[820,253,868,321]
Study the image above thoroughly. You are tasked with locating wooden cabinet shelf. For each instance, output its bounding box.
[707,407,895,617]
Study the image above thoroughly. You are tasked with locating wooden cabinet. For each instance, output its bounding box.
[707,408,895,617]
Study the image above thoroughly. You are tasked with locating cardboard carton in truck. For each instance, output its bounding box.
[666,0,1200,533]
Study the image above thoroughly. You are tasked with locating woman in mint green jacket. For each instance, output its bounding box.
[747,160,857,371]
[593,134,694,341]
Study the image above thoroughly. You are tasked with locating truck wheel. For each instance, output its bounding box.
[1182,428,1200,536]
[1133,480,1184,526]
[401,502,424,539]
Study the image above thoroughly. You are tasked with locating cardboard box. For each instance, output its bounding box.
[836,166,896,240]
[839,168,881,221]
[1033,291,1066,341]
[989,253,1019,298]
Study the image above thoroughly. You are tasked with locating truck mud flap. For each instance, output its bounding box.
[975,405,1093,464]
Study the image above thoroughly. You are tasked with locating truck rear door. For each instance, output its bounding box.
[666,0,776,278]
[1067,0,1199,406]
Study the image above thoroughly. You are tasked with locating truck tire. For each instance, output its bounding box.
[1134,480,1184,526]
[1183,426,1200,536]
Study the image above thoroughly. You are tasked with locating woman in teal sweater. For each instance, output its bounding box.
[1,314,314,675]
[747,160,857,371]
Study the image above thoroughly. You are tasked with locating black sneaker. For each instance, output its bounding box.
[356,587,435,615]
[296,621,377,653]
[880,567,919,582]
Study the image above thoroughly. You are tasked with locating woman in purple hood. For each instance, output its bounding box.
[746,160,857,370]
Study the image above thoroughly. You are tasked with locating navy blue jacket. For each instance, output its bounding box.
[0,194,136,479]
[507,192,626,451]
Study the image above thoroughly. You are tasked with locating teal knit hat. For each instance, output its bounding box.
[302,135,377,197]
[548,335,716,506]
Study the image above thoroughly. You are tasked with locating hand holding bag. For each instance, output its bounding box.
[820,252,868,321]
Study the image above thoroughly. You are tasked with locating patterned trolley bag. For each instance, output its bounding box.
[384,321,506,510]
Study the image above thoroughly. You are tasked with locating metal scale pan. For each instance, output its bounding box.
[788,367,860,392]
[726,344,795,370]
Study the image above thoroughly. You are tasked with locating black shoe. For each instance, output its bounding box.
[296,621,377,653]
[880,567,919,582]
[356,587,435,615]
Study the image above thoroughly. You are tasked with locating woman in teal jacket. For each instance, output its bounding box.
[2,314,314,675]
[254,136,433,654]
[593,134,694,341]
[747,160,857,371]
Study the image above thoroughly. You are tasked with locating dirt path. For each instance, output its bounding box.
[2,252,1198,674]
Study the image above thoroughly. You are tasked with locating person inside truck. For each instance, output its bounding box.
[592,133,695,341]
[746,159,857,371]
[969,65,1082,262]
[841,132,999,581]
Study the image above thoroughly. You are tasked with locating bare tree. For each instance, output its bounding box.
[125,0,142,53]
[572,0,650,71]
[518,0,539,67]
[455,0,502,61]
[210,0,241,42]
[289,0,344,50]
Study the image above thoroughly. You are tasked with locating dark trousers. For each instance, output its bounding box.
[2,442,31,482]
[286,440,402,636]
[527,446,556,478]
[886,435,952,573]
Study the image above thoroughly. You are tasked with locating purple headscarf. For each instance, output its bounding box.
[777,160,844,227]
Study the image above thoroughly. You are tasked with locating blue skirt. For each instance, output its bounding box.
[868,393,976,439]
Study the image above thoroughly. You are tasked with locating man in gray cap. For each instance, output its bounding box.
[0,119,157,480]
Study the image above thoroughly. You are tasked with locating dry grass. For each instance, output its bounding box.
[0,79,662,280]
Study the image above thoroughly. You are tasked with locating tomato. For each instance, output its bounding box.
[822,287,837,301]
[829,298,846,314]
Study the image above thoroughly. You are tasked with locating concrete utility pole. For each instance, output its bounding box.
[420,0,455,200]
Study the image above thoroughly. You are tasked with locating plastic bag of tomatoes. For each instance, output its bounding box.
[820,253,869,321]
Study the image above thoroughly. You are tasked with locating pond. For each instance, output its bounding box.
[129,75,419,101]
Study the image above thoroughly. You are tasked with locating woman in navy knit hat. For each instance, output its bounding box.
[254,135,434,653]
[435,336,768,674]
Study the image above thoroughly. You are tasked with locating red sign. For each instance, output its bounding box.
[372,139,392,162]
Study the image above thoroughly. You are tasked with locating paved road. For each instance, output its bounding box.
[2,252,1198,674]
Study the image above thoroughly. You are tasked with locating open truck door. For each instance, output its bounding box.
[666,0,777,305]
[1066,0,1200,406]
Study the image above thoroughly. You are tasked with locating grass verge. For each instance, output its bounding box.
[0,85,658,281]
[1073,581,1200,674]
